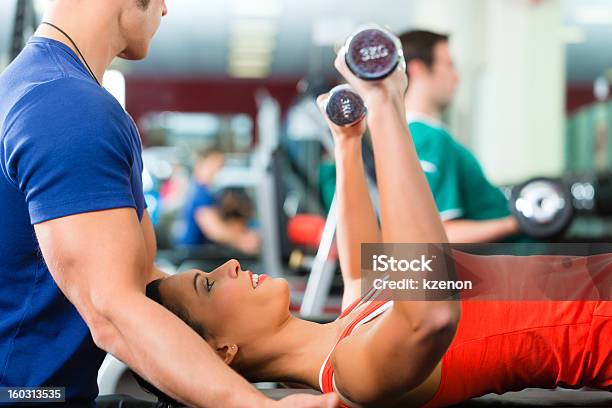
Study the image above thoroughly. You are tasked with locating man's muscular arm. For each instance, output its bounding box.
[35,208,268,408]
[141,211,169,282]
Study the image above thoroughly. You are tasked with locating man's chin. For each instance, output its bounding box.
[118,48,149,61]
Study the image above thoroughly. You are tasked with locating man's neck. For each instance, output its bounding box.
[241,315,342,389]
[404,90,441,121]
[34,4,125,84]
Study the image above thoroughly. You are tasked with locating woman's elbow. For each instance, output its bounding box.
[422,302,461,341]
[397,301,461,336]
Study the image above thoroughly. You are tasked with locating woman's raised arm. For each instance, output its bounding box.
[317,93,381,309]
[327,43,460,406]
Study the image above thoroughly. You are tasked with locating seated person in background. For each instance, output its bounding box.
[176,148,260,254]
[400,30,523,243]
[218,188,259,241]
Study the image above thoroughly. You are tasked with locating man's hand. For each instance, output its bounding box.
[270,393,339,408]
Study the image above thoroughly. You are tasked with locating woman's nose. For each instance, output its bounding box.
[226,259,241,278]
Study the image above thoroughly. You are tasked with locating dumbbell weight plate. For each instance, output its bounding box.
[510,177,574,239]
[324,84,367,127]
[344,25,403,81]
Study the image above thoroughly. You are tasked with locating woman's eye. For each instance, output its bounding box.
[205,277,215,292]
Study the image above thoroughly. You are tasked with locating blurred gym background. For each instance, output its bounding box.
[2,0,612,306]
[4,0,612,398]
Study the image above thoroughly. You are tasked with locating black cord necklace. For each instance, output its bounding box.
[40,21,101,86]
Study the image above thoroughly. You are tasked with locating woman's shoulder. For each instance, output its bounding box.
[325,301,394,402]
[327,300,442,406]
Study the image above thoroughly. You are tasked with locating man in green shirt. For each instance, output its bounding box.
[399,30,521,242]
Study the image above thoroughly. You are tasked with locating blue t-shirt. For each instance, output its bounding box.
[0,37,146,405]
[177,183,217,246]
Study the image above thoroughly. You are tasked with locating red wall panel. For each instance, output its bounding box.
[126,76,300,144]
[566,85,596,114]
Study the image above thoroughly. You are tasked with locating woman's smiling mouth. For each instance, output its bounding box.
[248,271,267,288]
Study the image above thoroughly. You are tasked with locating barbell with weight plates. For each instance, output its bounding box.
[510,177,574,239]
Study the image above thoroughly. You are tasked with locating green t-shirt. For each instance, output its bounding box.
[408,119,510,222]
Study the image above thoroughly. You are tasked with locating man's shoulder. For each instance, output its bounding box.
[409,120,479,165]
[409,120,458,156]
[429,132,486,176]
[4,76,126,137]
[25,76,118,111]
[1,43,120,124]
[451,137,484,170]
[409,117,454,137]
[2,76,131,160]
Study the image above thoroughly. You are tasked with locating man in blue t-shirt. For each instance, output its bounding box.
[0,1,333,408]
[176,148,260,254]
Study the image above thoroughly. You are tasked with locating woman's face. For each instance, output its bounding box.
[157,260,291,350]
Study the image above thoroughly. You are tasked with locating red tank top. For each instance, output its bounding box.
[423,300,608,407]
[318,297,609,407]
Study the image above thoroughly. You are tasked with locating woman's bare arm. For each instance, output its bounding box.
[317,100,381,309]
[328,46,460,406]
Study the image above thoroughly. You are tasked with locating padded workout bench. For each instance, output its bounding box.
[97,388,612,407]
[251,388,612,407]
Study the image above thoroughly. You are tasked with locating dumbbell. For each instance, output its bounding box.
[324,84,367,127]
[510,177,574,239]
[344,25,404,80]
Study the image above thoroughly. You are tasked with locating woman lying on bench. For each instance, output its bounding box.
[145,49,611,407]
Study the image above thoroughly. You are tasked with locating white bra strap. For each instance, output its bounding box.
[319,301,393,392]
[349,273,390,316]
[348,301,393,335]
[332,374,365,408]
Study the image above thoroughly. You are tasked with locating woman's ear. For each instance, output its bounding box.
[215,343,238,365]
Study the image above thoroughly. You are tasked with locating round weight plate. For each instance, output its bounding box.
[325,84,367,127]
[344,26,402,81]
[510,177,574,239]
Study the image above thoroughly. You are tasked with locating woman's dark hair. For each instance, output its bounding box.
[134,278,208,407]
[146,278,207,338]
[398,30,450,80]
